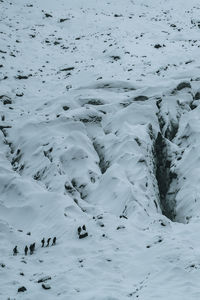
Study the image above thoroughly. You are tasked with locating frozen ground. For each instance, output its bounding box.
[1,0,200,299]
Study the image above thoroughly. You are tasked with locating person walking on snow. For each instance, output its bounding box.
[41,238,45,247]
[46,238,51,247]
[24,245,28,255]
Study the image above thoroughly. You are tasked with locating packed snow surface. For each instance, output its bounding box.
[1,0,200,299]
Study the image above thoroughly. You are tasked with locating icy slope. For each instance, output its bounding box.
[1,0,200,299]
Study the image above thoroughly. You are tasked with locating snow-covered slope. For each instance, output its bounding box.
[1,0,200,299]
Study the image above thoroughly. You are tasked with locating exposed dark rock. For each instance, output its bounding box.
[60,67,74,71]
[0,95,12,105]
[63,106,69,111]
[154,44,162,49]
[119,215,128,219]
[116,225,126,230]
[16,93,24,97]
[194,92,200,100]
[93,141,110,174]
[59,18,70,22]
[111,55,121,61]
[176,81,191,91]
[42,283,51,290]
[114,14,123,17]
[18,286,27,293]
[15,75,30,80]
[38,276,51,283]
[86,99,103,105]
[0,125,11,130]
[79,232,88,239]
[44,13,52,18]
[134,95,148,102]
[80,115,102,123]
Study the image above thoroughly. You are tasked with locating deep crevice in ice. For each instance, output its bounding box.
[154,132,176,221]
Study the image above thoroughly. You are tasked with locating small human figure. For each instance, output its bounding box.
[29,244,33,255]
[41,238,45,247]
[24,245,28,255]
[52,237,56,246]
[77,226,81,236]
[46,238,51,247]
[13,246,18,256]
[32,243,35,253]
[30,243,35,255]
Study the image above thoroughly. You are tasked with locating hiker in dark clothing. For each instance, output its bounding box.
[32,243,35,253]
[46,238,51,247]
[41,238,45,247]
[24,245,28,255]
[29,243,36,255]
[77,226,81,235]
[13,246,18,256]
[52,237,56,246]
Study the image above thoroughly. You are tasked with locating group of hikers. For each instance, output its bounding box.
[13,225,88,255]
[13,237,57,256]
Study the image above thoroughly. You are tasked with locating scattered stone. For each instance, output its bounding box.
[66,85,72,90]
[96,214,103,220]
[87,99,103,105]
[79,232,88,239]
[0,95,12,105]
[119,215,128,219]
[154,44,162,49]
[176,81,191,91]
[114,14,123,17]
[116,225,126,230]
[97,221,104,227]
[0,125,11,130]
[60,67,74,71]
[194,92,200,100]
[134,95,148,102]
[15,75,29,80]
[160,222,166,226]
[16,93,24,97]
[63,106,69,111]
[18,286,27,293]
[38,276,51,283]
[45,13,52,18]
[111,55,121,61]
[42,283,51,290]
[59,18,70,23]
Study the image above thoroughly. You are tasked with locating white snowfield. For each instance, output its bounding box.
[1,0,200,299]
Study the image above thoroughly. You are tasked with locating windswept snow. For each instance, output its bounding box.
[1,0,200,299]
